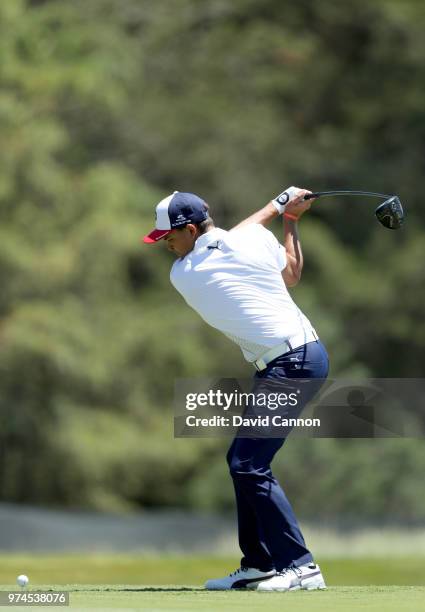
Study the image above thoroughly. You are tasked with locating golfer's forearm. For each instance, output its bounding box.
[231,202,279,231]
[284,219,303,278]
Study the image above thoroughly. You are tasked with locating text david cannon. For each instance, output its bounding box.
[185,415,321,428]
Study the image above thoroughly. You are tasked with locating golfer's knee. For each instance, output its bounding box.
[227,455,252,479]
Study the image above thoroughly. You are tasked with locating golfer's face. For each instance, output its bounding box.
[165,226,196,257]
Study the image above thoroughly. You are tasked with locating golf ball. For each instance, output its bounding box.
[16,574,29,587]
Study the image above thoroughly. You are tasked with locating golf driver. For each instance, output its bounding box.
[303,190,405,230]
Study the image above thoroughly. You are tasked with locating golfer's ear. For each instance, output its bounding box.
[186,223,198,237]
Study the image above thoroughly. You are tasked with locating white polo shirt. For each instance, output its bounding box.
[170,224,317,363]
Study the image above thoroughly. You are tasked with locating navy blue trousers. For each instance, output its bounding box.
[226,340,329,571]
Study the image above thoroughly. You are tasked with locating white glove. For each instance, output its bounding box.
[271,186,302,214]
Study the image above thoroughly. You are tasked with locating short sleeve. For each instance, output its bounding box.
[275,242,287,271]
[254,224,287,271]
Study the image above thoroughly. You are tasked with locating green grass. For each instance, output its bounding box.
[1,586,424,611]
[0,555,423,586]
[0,555,423,610]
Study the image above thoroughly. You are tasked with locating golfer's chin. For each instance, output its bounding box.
[166,246,182,258]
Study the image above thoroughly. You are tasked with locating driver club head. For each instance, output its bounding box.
[375,196,404,230]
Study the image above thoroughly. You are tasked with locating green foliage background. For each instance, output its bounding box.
[0,0,424,520]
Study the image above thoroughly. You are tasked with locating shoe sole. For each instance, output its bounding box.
[257,575,327,592]
[258,585,327,592]
[301,576,327,591]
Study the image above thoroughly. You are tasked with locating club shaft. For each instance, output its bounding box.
[304,190,392,201]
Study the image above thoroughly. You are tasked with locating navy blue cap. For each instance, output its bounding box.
[143,191,208,243]
[168,192,208,228]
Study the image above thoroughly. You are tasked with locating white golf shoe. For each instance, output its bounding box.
[256,562,326,591]
[205,566,276,590]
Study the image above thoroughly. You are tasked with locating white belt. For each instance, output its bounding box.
[253,329,319,372]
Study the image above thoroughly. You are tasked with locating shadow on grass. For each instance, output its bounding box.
[94,587,204,592]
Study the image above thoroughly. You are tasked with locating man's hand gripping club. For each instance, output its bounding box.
[272,186,313,220]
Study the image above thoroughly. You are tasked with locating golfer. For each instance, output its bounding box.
[143,187,329,592]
